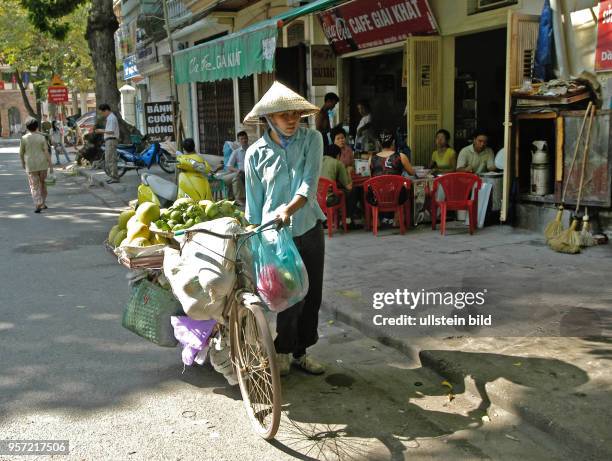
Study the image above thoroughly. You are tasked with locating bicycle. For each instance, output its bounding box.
[175,218,282,440]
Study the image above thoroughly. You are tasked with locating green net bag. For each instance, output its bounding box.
[122,279,182,347]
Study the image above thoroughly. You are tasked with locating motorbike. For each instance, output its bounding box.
[139,153,214,207]
[104,141,176,177]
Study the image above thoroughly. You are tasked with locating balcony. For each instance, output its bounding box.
[167,0,192,26]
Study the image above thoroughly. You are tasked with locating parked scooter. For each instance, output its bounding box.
[104,141,176,178]
[139,152,214,206]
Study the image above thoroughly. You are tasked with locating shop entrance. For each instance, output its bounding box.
[454,28,507,152]
[348,50,407,144]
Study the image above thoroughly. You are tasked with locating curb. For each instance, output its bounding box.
[320,300,420,363]
[418,350,609,461]
[321,300,609,459]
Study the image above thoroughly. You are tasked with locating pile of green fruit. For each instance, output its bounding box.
[107,202,169,248]
[153,197,247,232]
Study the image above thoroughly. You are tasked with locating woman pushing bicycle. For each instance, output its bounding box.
[243,82,326,377]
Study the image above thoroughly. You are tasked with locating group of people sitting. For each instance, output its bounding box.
[319,126,499,228]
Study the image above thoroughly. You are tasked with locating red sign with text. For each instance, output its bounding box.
[48,86,69,104]
[596,0,612,71]
[317,0,437,55]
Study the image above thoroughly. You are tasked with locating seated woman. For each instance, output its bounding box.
[430,129,456,173]
[368,130,413,226]
[331,127,354,173]
[370,129,415,177]
[176,138,213,201]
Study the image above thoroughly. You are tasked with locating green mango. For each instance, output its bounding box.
[170,210,183,222]
[205,202,220,219]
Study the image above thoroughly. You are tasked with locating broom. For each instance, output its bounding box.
[580,207,596,247]
[544,101,593,242]
[549,106,595,254]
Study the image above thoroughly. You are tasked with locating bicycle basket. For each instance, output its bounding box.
[122,279,183,347]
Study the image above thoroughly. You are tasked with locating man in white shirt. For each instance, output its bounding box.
[95,103,120,183]
[456,129,496,175]
[220,131,248,204]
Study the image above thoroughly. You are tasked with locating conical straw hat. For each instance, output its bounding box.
[243,81,319,124]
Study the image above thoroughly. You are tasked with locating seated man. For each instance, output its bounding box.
[321,144,357,226]
[456,129,496,174]
[219,131,248,205]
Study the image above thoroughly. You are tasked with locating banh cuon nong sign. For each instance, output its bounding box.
[145,102,174,141]
[173,24,278,84]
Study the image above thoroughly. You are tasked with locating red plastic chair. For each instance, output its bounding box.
[431,173,482,235]
[363,175,409,236]
[317,177,347,238]
[363,177,412,231]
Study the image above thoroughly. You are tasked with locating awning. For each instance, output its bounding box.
[173,0,345,84]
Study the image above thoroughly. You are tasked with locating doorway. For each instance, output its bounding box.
[348,50,407,139]
[454,28,507,152]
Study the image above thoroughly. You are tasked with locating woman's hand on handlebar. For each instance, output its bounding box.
[275,204,292,226]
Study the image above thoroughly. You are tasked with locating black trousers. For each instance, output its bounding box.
[274,221,325,356]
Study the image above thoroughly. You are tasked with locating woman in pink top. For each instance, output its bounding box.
[331,127,354,173]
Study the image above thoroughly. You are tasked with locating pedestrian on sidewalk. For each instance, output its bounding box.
[95,103,120,184]
[19,117,52,213]
[243,81,327,377]
[51,120,70,165]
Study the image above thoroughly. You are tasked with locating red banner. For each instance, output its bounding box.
[596,0,612,71]
[318,0,437,55]
[48,86,69,104]
[0,81,4,90]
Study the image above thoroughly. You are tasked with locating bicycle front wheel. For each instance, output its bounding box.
[230,292,281,440]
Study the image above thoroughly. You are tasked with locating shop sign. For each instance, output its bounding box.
[311,45,337,86]
[48,76,68,104]
[145,101,174,141]
[318,0,438,55]
[173,24,277,84]
[136,44,157,66]
[123,55,140,80]
[0,81,4,90]
[596,0,612,72]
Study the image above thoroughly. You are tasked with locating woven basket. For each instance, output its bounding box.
[122,279,182,347]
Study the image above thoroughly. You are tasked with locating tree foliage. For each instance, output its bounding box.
[0,0,95,115]
[20,0,85,40]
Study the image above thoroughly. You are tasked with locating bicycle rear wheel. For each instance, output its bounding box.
[230,292,281,440]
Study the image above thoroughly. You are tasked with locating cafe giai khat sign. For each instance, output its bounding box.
[318,0,437,55]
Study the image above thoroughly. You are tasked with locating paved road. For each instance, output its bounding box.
[0,147,572,461]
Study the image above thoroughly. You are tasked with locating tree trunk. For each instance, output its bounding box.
[85,0,141,142]
[72,89,79,115]
[14,72,38,119]
[85,0,120,112]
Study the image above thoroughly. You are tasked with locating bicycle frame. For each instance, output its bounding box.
[175,218,283,439]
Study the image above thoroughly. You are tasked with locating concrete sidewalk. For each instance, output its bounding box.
[74,165,612,458]
[322,224,612,459]
[75,161,174,205]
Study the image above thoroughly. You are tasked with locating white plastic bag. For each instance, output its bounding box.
[163,217,244,322]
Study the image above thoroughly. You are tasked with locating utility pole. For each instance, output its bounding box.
[162,0,181,147]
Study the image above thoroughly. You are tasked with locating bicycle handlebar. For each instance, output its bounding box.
[174,217,283,239]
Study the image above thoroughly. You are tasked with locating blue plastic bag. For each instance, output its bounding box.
[250,228,309,312]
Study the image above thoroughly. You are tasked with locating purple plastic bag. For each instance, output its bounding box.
[171,316,217,366]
